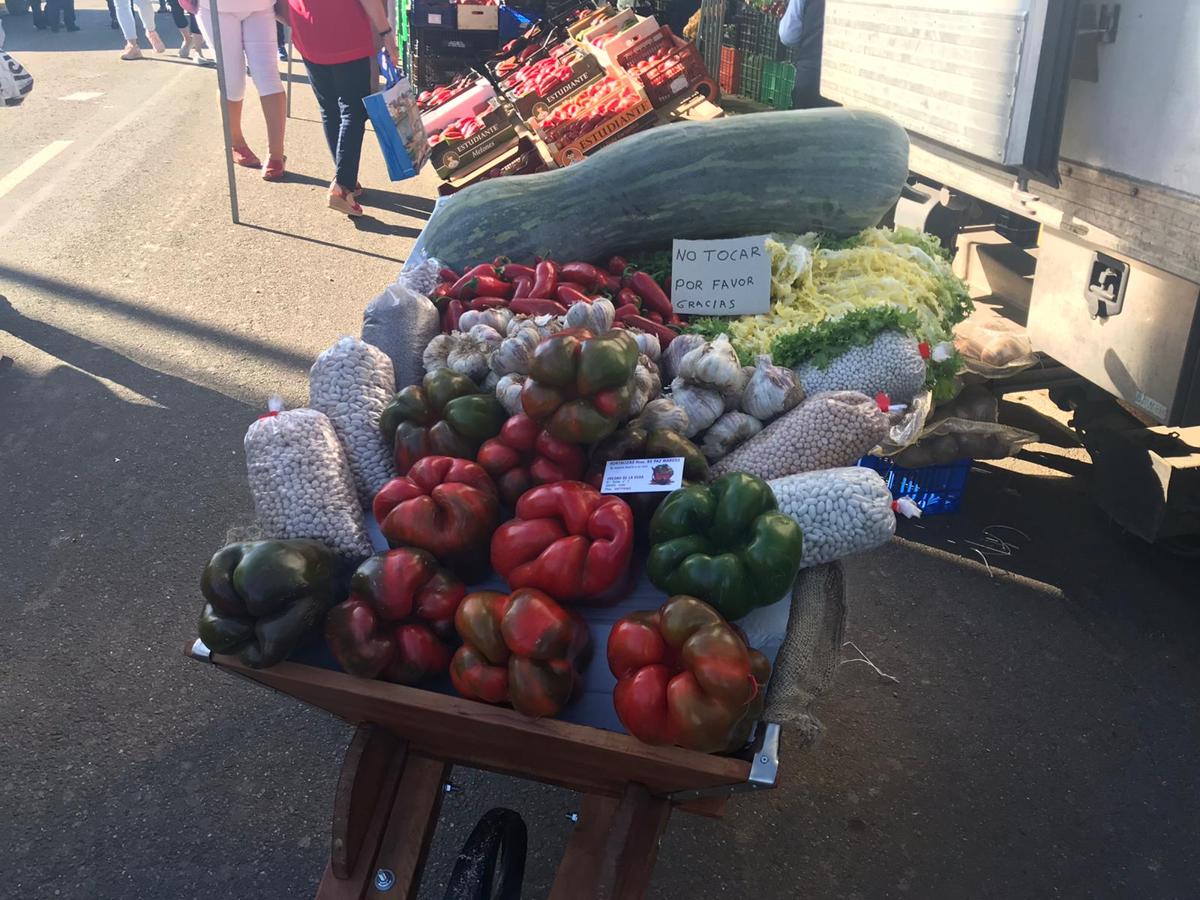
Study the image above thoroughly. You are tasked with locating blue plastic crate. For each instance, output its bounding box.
[857,456,971,515]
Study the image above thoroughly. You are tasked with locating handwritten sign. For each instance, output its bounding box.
[600,457,684,494]
[670,235,771,316]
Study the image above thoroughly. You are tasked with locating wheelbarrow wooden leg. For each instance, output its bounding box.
[315,726,448,900]
[549,784,672,900]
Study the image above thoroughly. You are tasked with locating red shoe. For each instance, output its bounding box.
[328,187,363,217]
[263,156,287,181]
[353,182,365,198]
[231,145,261,168]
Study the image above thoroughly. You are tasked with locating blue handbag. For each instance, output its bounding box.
[362,50,429,181]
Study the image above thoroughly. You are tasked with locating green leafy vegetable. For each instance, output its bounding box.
[771,307,920,369]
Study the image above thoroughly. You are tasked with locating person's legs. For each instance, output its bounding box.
[114,0,139,43]
[32,0,47,29]
[330,57,372,192]
[303,59,344,162]
[197,6,253,155]
[62,0,77,29]
[128,0,163,50]
[242,9,286,164]
[106,0,119,28]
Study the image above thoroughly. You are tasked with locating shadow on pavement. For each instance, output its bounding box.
[0,8,161,53]
[0,269,316,372]
[238,221,407,263]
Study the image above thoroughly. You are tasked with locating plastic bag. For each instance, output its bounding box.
[928,383,998,426]
[954,318,1039,378]
[244,400,373,560]
[362,276,441,391]
[875,389,933,456]
[309,337,397,506]
[892,417,1038,468]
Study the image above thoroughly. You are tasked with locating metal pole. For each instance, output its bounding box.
[286,26,293,118]
[207,0,240,224]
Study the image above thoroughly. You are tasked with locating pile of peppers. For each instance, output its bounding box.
[382,370,506,475]
[431,255,684,342]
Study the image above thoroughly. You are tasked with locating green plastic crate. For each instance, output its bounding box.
[762,60,796,109]
[740,52,765,101]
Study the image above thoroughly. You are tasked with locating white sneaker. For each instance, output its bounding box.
[120,42,143,61]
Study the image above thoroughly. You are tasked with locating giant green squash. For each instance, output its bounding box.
[417,109,910,271]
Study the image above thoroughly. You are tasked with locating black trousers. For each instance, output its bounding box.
[166,0,200,33]
[43,0,76,28]
[31,0,47,27]
[304,56,372,191]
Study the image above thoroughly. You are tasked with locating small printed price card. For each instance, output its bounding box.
[599,457,685,494]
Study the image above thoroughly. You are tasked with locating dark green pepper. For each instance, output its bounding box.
[521,328,640,444]
[646,472,804,620]
[198,540,344,668]
[382,369,506,474]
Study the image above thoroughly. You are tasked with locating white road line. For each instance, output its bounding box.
[60,91,105,102]
[0,141,73,201]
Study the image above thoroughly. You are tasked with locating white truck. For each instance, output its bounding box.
[819,0,1200,543]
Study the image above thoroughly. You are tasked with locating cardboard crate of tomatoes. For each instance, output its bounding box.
[503,46,605,120]
[531,72,655,166]
[427,103,522,180]
[617,24,716,107]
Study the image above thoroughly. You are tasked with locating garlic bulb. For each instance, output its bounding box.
[481,370,500,392]
[670,377,724,437]
[565,298,615,333]
[467,323,503,349]
[701,411,763,461]
[678,334,748,394]
[422,333,453,373]
[495,373,527,416]
[458,307,512,334]
[661,332,706,382]
[631,331,661,362]
[630,397,689,434]
[741,355,804,421]
[629,357,662,417]
[447,337,489,383]
[491,327,540,376]
[507,316,541,338]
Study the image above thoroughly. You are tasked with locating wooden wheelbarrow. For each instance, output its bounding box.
[184,563,846,899]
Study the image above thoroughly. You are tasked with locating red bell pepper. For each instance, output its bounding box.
[475,414,587,507]
[490,481,634,605]
[325,548,466,685]
[450,587,592,718]
[627,270,673,318]
[373,456,500,582]
[607,595,770,753]
[510,298,567,316]
[560,262,607,292]
[529,260,558,299]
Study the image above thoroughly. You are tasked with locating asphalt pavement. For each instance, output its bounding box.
[2,9,1199,899]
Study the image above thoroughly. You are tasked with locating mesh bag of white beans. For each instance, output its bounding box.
[768,467,909,567]
[244,400,373,561]
[309,337,396,507]
[709,391,888,482]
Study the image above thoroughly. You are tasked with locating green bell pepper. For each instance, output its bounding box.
[521,328,640,444]
[646,472,804,620]
[382,369,506,474]
[198,539,344,668]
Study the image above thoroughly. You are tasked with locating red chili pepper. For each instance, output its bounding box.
[623,314,677,345]
[559,262,607,291]
[433,283,453,299]
[628,270,673,318]
[512,276,533,299]
[446,299,466,332]
[556,284,591,306]
[501,262,537,281]
[468,296,510,310]
[450,263,498,298]
[510,298,568,316]
[667,312,684,326]
[613,303,641,321]
[439,267,459,283]
[646,310,664,324]
[617,288,640,309]
[461,276,514,301]
[529,260,559,299]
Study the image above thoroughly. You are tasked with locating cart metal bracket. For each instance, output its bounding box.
[667,722,780,803]
[189,638,214,663]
